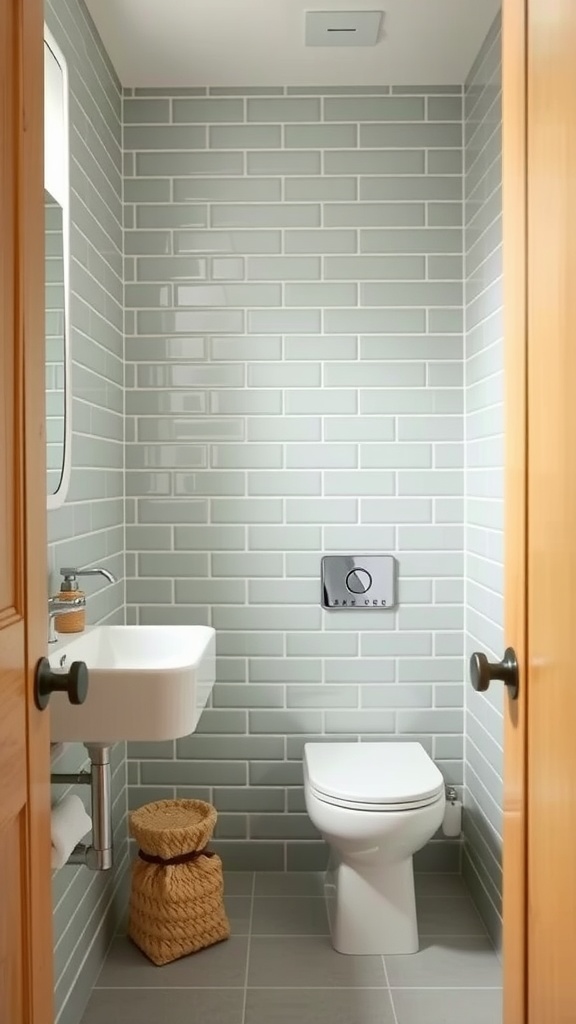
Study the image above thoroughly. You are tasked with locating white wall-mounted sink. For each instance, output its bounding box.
[48,625,215,743]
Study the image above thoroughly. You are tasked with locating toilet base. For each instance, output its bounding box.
[325,855,419,955]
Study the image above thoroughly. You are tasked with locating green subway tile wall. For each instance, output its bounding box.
[123,84,466,872]
[46,0,126,1022]
[463,13,504,950]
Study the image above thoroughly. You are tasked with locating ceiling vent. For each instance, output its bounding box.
[305,10,383,47]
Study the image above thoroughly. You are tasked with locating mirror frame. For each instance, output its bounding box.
[45,26,71,511]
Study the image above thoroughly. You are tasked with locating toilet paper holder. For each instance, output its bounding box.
[51,743,112,871]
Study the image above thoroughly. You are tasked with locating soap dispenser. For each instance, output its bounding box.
[53,569,86,634]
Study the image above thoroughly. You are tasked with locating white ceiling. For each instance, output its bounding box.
[86,0,501,88]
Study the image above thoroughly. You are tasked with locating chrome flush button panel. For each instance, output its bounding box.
[321,555,397,609]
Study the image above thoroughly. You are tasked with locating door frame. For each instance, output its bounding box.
[502,0,528,1020]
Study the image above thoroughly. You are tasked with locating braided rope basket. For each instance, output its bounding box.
[128,799,230,965]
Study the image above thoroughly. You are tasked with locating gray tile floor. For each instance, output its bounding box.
[81,872,502,1024]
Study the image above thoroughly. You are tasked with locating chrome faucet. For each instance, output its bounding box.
[48,595,87,643]
[48,566,118,643]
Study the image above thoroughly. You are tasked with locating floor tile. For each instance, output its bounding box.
[245,988,396,1024]
[391,987,503,1024]
[248,936,387,988]
[96,936,248,989]
[384,937,501,988]
[252,896,329,935]
[81,988,244,1024]
[225,896,252,934]
[414,873,468,898]
[417,896,488,936]
[225,872,254,896]
[254,871,325,897]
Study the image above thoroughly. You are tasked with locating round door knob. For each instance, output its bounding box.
[34,657,89,711]
[469,647,519,700]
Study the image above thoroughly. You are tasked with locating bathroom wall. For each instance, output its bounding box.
[45,0,127,1021]
[463,14,504,947]
[123,86,466,870]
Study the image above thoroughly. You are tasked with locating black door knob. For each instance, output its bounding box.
[34,657,89,711]
[469,647,519,700]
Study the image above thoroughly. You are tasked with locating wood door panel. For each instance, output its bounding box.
[0,813,24,1024]
[525,0,576,1020]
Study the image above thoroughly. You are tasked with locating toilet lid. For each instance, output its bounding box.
[304,742,444,807]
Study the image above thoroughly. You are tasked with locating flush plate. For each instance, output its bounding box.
[321,554,397,609]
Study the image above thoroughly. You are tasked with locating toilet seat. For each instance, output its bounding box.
[304,742,444,812]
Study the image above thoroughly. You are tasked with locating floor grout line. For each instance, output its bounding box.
[240,870,256,1024]
[381,953,399,1024]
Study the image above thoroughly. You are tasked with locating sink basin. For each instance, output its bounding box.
[48,625,215,743]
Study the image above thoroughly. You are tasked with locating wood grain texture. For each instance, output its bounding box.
[526,0,576,1018]
[0,0,52,1020]
[502,1,528,1021]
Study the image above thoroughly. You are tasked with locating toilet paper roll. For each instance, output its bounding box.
[51,795,92,870]
[442,799,462,838]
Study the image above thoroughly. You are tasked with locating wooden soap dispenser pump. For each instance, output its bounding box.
[53,566,118,634]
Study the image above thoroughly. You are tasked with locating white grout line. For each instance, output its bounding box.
[381,953,400,1024]
[241,871,256,1024]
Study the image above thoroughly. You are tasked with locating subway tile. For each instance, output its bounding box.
[285,389,357,414]
[212,553,284,577]
[138,553,208,577]
[362,498,433,522]
[324,471,395,496]
[360,388,462,415]
[284,230,357,254]
[247,151,321,175]
[286,498,357,523]
[137,498,208,523]
[285,124,357,148]
[285,283,357,307]
[248,98,321,121]
[428,149,463,173]
[249,660,322,683]
[214,607,322,632]
[213,684,284,709]
[137,309,245,335]
[325,363,426,387]
[174,176,281,202]
[360,443,432,468]
[137,204,208,229]
[211,498,283,523]
[126,443,207,468]
[247,257,321,280]
[249,711,323,735]
[284,337,358,360]
[137,363,244,388]
[398,416,463,441]
[325,203,425,228]
[325,96,424,121]
[361,123,461,148]
[137,418,244,442]
[211,257,245,280]
[429,95,463,120]
[124,125,206,149]
[360,176,462,201]
[175,283,282,306]
[285,177,357,201]
[248,310,322,334]
[249,579,319,604]
[324,150,425,175]
[210,337,282,361]
[248,363,321,388]
[211,204,320,229]
[135,256,207,281]
[247,417,321,441]
[325,255,425,280]
[210,125,281,148]
[248,525,322,550]
[174,525,246,550]
[123,98,170,123]
[172,98,244,122]
[361,281,462,307]
[361,685,432,708]
[324,417,395,441]
[211,444,283,468]
[126,336,207,360]
[286,444,358,469]
[323,526,395,550]
[360,228,462,254]
[248,471,321,495]
[174,229,282,254]
[136,151,244,175]
[210,390,282,414]
[124,178,171,203]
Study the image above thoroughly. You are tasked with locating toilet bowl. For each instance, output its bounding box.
[303,742,445,955]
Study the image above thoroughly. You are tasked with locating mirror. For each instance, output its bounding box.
[45,28,71,509]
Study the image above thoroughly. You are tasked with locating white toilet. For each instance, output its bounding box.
[303,741,445,955]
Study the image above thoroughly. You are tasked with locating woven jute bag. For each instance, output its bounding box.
[128,799,230,965]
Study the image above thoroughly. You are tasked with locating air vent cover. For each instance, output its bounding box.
[305,10,383,47]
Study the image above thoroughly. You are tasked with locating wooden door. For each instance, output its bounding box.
[503,0,576,1021]
[0,0,53,1021]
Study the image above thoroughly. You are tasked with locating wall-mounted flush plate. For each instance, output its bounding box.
[321,555,397,609]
